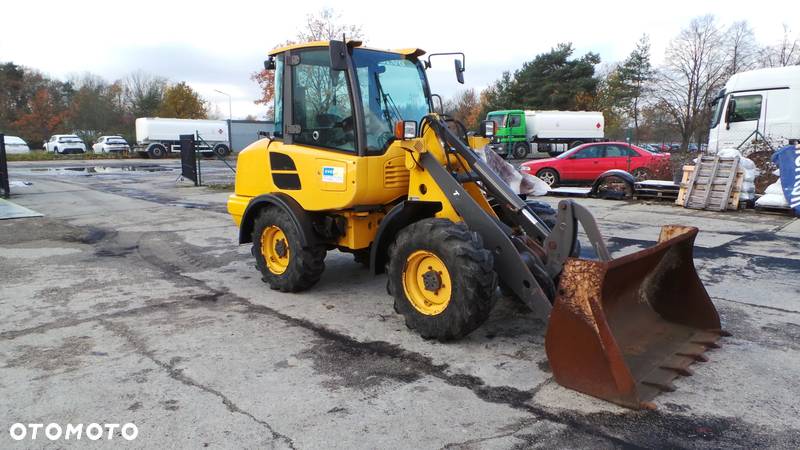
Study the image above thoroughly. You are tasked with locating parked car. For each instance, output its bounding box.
[93,135,130,153]
[687,143,699,152]
[2,135,30,154]
[45,134,86,154]
[519,142,671,187]
[639,143,659,153]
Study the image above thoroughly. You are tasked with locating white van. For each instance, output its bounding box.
[708,66,800,153]
[3,135,30,154]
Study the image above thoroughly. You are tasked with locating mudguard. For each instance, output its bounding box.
[370,201,441,274]
[238,193,318,246]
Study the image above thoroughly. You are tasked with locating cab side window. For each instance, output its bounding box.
[291,49,355,152]
[509,114,522,127]
[730,95,762,122]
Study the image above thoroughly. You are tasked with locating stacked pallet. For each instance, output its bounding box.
[676,156,744,211]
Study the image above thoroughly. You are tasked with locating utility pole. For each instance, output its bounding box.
[214,89,232,120]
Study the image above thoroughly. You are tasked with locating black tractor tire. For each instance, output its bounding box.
[525,200,557,230]
[252,207,326,292]
[147,144,167,159]
[387,218,497,341]
[213,144,230,158]
[512,142,529,159]
[536,168,559,187]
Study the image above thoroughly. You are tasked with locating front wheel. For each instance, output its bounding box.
[148,144,166,159]
[252,207,326,292]
[536,168,559,187]
[388,218,497,341]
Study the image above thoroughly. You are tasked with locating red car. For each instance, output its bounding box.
[519,142,671,186]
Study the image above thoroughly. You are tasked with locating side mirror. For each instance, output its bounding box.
[725,98,736,129]
[479,120,495,138]
[454,59,464,84]
[264,57,276,71]
[329,40,348,71]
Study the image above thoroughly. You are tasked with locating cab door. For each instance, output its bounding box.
[564,144,605,181]
[719,93,764,148]
[277,47,361,210]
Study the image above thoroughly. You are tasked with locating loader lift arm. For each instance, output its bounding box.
[420,116,612,314]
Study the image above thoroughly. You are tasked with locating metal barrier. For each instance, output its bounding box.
[179,134,199,186]
[0,133,10,198]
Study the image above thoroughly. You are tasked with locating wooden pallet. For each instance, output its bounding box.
[675,156,744,211]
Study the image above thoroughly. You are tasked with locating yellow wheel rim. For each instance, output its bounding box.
[261,225,290,275]
[402,250,452,316]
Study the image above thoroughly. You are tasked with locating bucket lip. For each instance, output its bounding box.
[560,224,699,271]
[604,225,698,270]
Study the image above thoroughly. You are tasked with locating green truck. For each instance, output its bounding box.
[485,109,605,159]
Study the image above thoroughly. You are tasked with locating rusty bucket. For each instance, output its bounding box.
[544,225,726,409]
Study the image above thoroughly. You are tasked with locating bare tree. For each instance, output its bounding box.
[761,24,800,67]
[725,21,760,75]
[252,8,364,113]
[298,8,363,42]
[123,70,167,118]
[655,15,729,150]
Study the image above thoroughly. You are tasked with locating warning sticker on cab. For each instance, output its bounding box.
[321,166,345,183]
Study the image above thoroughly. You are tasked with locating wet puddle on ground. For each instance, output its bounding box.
[25,165,178,174]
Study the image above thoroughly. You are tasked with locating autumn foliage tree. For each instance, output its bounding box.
[13,88,68,146]
[445,89,482,130]
[157,82,208,119]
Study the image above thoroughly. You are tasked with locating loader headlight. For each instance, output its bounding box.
[395,120,418,140]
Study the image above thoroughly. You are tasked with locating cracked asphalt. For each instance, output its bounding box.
[1,159,800,448]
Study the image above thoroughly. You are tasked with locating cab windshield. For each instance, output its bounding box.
[352,48,431,152]
[487,114,507,128]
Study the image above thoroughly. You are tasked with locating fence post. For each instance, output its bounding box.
[0,134,9,198]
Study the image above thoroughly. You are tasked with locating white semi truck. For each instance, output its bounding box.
[486,110,605,159]
[708,65,800,153]
[135,118,231,158]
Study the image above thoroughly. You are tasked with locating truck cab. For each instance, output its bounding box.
[486,110,529,159]
[708,66,800,153]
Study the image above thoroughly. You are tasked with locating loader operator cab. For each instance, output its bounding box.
[269,41,433,155]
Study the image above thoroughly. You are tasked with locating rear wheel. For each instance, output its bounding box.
[536,168,559,187]
[512,142,529,159]
[213,144,230,158]
[252,207,326,292]
[388,219,497,341]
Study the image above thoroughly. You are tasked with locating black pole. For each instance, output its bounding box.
[0,134,9,198]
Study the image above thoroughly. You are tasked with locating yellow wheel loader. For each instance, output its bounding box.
[227,40,727,409]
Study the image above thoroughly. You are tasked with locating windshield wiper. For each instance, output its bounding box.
[373,72,403,125]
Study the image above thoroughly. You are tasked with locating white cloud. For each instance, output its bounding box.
[1,0,796,118]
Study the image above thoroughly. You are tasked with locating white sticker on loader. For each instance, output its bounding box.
[322,166,345,183]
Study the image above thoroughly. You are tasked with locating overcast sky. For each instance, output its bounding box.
[1,0,797,119]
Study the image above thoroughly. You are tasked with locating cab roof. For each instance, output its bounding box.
[268,40,425,58]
